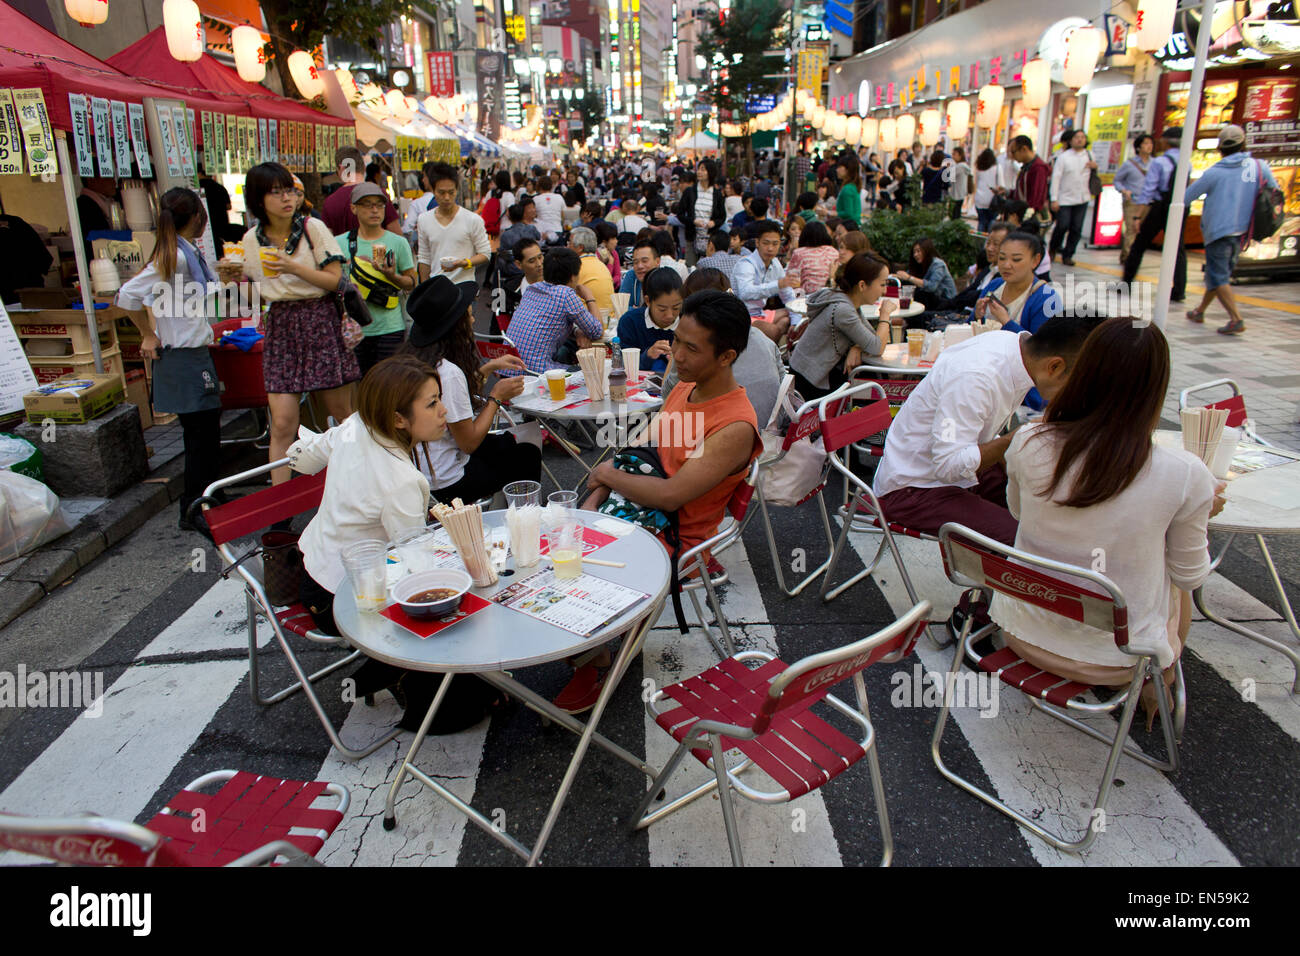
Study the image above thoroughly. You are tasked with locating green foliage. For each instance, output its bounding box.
[863,181,979,275]
[576,89,606,143]
[697,0,790,117]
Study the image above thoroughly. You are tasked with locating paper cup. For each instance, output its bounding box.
[622,348,640,384]
[1209,426,1240,479]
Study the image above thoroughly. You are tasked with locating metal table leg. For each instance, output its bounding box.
[1195,533,1300,694]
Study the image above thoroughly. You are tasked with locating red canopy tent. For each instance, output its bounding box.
[0,3,234,130]
[107,28,351,132]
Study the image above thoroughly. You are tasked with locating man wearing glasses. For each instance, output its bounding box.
[732,221,798,342]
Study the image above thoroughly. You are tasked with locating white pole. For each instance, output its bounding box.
[55,131,104,374]
[1152,0,1215,329]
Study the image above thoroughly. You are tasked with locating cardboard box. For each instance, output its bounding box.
[26,346,125,386]
[23,373,125,424]
[124,368,153,430]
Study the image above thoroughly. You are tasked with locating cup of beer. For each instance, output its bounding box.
[907,330,925,358]
[545,369,568,401]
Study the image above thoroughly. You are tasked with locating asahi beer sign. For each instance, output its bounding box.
[476,50,504,141]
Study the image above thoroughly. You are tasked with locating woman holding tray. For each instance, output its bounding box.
[288,355,505,731]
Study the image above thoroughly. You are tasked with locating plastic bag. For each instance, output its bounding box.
[0,434,40,480]
[0,472,72,562]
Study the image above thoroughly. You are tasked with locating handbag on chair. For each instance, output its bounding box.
[758,375,827,508]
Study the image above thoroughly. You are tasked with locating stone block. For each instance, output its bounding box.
[7,548,78,591]
[16,404,148,498]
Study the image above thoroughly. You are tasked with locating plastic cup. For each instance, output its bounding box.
[546,369,567,401]
[393,526,436,574]
[504,480,541,509]
[548,490,578,511]
[547,523,584,580]
[506,503,542,568]
[900,285,915,309]
[907,330,925,358]
[258,246,282,275]
[341,539,388,611]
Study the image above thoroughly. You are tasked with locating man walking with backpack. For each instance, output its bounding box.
[1183,124,1279,335]
[1122,127,1186,302]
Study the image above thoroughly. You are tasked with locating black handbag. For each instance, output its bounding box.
[221,530,304,608]
[1088,170,1103,198]
[303,225,373,326]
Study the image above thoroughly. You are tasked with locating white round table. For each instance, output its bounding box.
[1153,431,1300,691]
[334,509,672,865]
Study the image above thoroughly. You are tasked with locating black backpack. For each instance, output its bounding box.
[1250,160,1284,241]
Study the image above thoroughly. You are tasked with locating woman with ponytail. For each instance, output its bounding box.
[117,187,224,535]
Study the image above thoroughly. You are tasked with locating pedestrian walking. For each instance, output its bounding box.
[1114,133,1154,265]
[1049,129,1097,266]
[1122,127,1187,303]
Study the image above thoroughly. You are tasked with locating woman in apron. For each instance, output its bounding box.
[118,187,223,536]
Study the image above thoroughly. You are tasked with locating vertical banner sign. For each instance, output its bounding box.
[1088,104,1130,248]
[110,101,131,177]
[246,116,256,168]
[172,106,195,177]
[68,94,95,177]
[257,117,268,161]
[476,51,504,141]
[187,109,196,167]
[213,111,226,174]
[12,89,57,176]
[797,50,827,102]
[427,51,455,98]
[269,118,278,162]
[226,114,238,172]
[291,121,300,170]
[90,97,114,177]
[315,124,325,171]
[127,102,152,177]
[155,105,184,176]
[201,111,215,172]
[0,90,23,176]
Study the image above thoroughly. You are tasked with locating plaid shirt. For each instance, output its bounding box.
[505,281,604,375]
[695,251,745,285]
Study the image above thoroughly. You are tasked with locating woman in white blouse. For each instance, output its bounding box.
[990,317,1225,726]
[118,187,224,535]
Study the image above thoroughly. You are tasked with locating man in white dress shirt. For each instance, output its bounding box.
[873,315,1099,545]
[416,162,491,289]
[1048,129,1098,266]
[731,220,798,342]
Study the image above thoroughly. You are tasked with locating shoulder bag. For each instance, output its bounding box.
[1250,159,1284,243]
[302,222,372,350]
[758,374,828,508]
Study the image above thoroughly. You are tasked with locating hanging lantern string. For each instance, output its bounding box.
[0,42,348,115]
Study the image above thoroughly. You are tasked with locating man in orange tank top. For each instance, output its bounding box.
[555,291,762,714]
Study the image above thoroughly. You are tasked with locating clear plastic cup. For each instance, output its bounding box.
[546,369,567,401]
[506,503,542,568]
[547,490,579,510]
[547,522,584,580]
[504,480,541,509]
[393,526,436,574]
[341,539,388,611]
[907,329,926,358]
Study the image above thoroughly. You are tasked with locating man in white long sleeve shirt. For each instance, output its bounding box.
[1048,130,1098,266]
[731,221,798,341]
[873,315,1098,544]
[416,162,491,287]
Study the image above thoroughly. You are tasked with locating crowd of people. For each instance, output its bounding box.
[116,136,1235,729]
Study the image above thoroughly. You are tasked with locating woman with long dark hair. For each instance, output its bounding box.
[679,157,724,265]
[894,237,956,307]
[920,149,948,205]
[118,187,224,535]
[223,162,358,487]
[973,148,1005,232]
[990,318,1225,726]
[399,277,540,503]
[785,220,841,295]
[834,153,863,228]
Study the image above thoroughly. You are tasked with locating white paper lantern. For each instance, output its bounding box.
[1021,58,1051,111]
[163,0,203,61]
[810,104,826,130]
[919,108,941,146]
[288,50,325,99]
[946,98,970,141]
[65,0,107,27]
[976,84,1004,129]
[845,114,863,146]
[232,25,266,82]
[1135,0,1177,52]
[384,89,414,123]
[860,116,878,149]
[895,112,916,149]
[335,68,360,103]
[878,117,897,153]
[1063,26,1105,89]
[820,110,835,133]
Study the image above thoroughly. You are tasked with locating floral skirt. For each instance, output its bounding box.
[262,296,361,394]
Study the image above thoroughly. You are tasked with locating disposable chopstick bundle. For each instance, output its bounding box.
[431,498,496,586]
[1180,407,1229,465]
[578,348,605,401]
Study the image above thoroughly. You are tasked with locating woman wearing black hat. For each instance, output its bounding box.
[401,275,542,502]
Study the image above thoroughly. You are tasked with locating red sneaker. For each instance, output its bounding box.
[554,664,606,714]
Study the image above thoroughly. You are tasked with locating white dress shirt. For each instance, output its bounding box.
[873,331,1033,498]
[732,248,796,316]
[290,414,430,592]
[1050,148,1094,206]
[990,424,1215,668]
[416,205,491,284]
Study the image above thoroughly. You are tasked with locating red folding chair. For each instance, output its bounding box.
[1179,378,1276,449]
[200,460,401,760]
[634,600,931,866]
[0,770,348,867]
[751,394,840,597]
[676,458,762,659]
[474,331,528,368]
[932,522,1183,854]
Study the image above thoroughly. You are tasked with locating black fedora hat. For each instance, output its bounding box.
[407,276,477,348]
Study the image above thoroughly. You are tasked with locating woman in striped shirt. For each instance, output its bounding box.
[786,221,843,295]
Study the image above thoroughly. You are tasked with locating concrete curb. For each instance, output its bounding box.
[0,455,189,630]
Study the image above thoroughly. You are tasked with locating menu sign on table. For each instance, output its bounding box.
[0,90,23,176]
[67,94,94,177]
[127,103,152,178]
[493,568,649,637]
